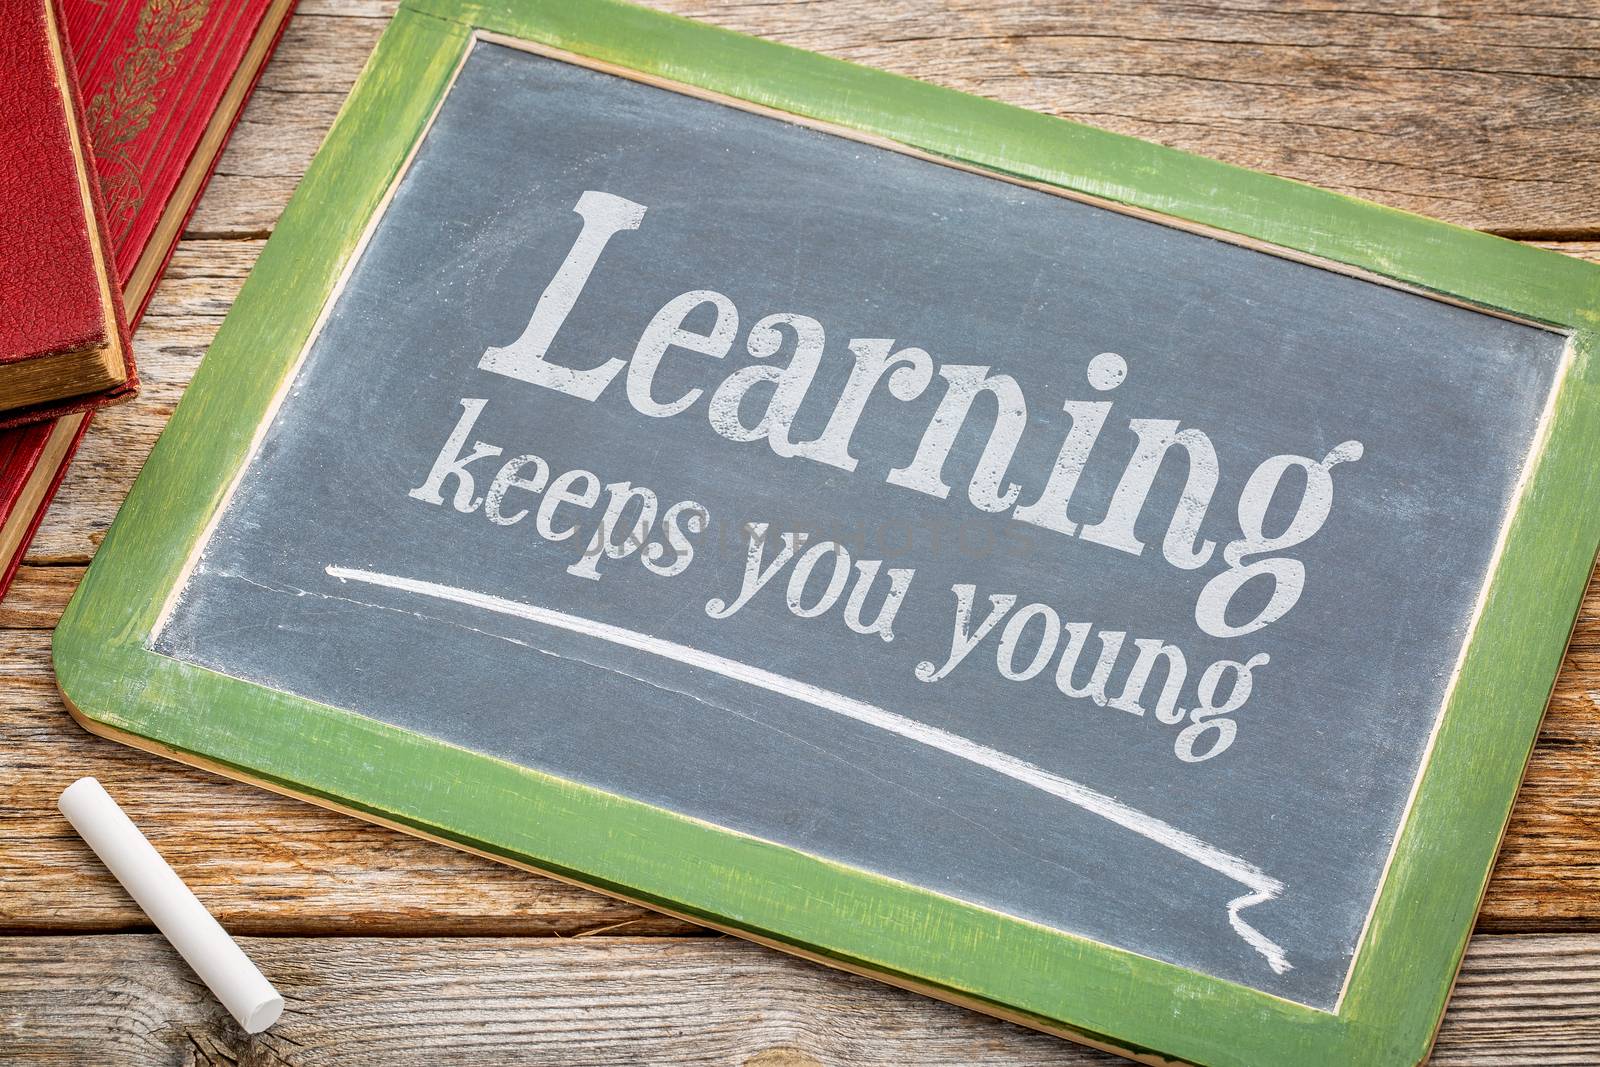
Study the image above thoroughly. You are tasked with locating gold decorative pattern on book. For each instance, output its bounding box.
[84,0,213,227]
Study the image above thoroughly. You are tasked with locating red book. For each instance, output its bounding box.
[0,0,134,427]
[71,0,298,322]
[0,0,297,599]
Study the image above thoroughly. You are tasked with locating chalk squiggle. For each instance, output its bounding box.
[325,563,1291,973]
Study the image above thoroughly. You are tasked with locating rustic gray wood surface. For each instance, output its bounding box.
[3,935,1598,1065]
[5,2,1599,1063]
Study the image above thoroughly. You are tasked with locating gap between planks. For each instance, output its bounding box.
[2,933,1597,1066]
[189,2,1600,236]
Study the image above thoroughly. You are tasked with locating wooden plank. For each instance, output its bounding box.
[1532,242,1600,262]
[2,565,1596,935]
[185,1,1600,241]
[1484,564,1600,930]
[0,566,83,628]
[0,632,690,936]
[1,932,1595,1065]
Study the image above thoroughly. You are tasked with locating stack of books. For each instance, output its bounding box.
[0,0,296,599]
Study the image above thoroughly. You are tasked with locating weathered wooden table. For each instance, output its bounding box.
[4,3,1598,1063]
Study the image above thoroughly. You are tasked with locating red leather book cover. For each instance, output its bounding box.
[69,0,297,322]
[0,0,296,599]
[0,0,134,426]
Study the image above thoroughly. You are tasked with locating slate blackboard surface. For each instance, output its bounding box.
[155,40,1567,1008]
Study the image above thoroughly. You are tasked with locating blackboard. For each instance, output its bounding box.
[148,39,1566,1009]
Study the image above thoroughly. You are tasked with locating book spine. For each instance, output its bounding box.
[0,416,90,596]
[122,2,296,327]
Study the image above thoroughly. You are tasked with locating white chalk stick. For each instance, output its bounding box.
[58,777,283,1034]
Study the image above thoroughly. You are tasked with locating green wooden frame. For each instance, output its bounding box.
[54,2,1600,1063]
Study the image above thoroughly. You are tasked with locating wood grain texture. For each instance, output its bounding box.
[0,627,689,938]
[3,933,1597,1065]
[181,0,1600,241]
[7,2,1600,1063]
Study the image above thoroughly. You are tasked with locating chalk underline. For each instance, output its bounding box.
[324,563,1291,974]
